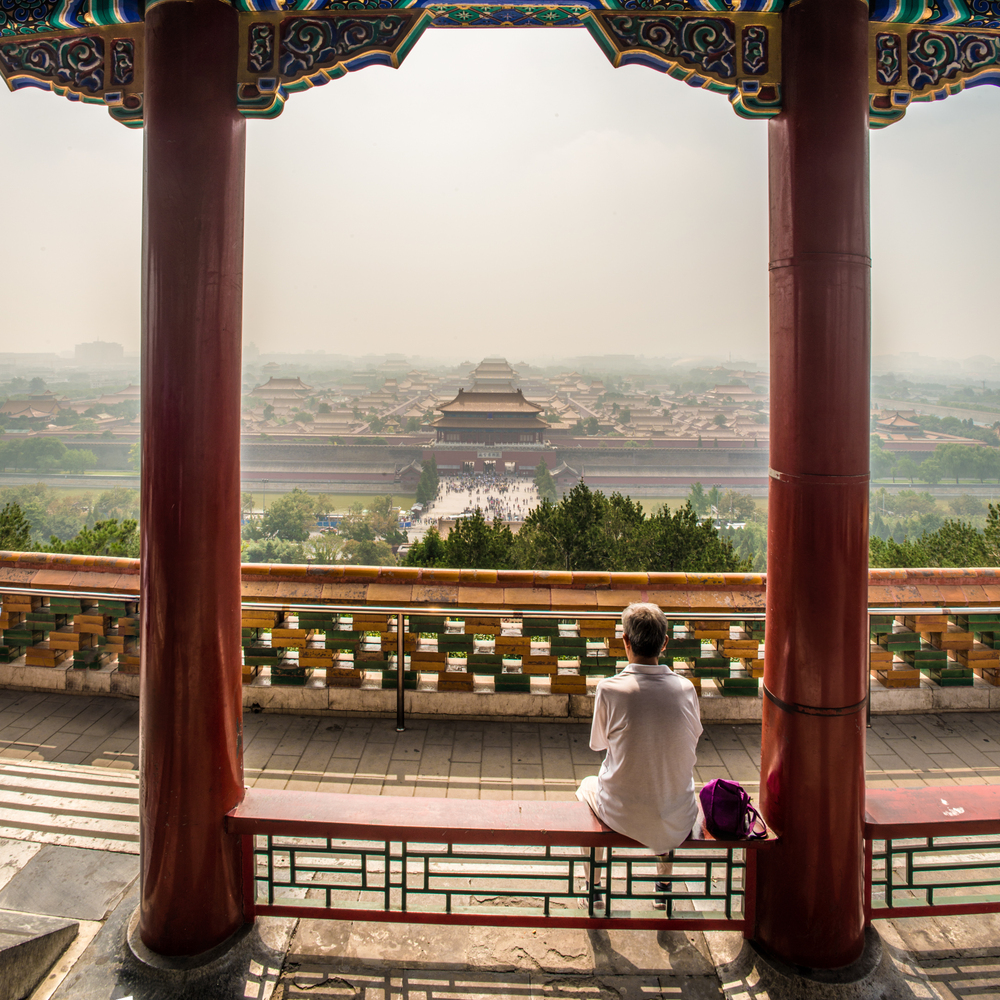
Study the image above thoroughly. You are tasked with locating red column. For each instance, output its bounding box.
[139,0,247,956]
[755,0,871,969]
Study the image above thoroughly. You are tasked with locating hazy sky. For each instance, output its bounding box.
[0,28,996,362]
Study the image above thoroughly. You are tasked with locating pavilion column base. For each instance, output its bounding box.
[121,906,294,999]
[719,928,915,1000]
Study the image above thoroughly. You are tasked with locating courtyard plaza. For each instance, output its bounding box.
[409,474,541,542]
[0,691,999,999]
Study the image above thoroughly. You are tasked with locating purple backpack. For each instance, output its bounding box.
[699,779,767,840]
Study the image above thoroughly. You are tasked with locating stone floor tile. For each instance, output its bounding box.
[297,745,338,774]
[381,783,416,797]
[446,784,479,799]
[17,716,71,745]
[480,786,513,800]
[47,749,90,765]
[350,774,385,795]
[254,776,290,789]
[317,778,353,794]
[286,779,321,792]
[925,752,969,770]
[482,728,512,748]
[63,734,106,754]
[716,750,758,780]
[449,761,481,781]
[451,743,483,764]
[951,774,988,785]
[422,725,456,746]
[544,789,578,801]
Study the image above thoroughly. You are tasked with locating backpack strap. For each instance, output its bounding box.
[743,803,768,840]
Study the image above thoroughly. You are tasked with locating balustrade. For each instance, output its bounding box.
[0,554,998,703]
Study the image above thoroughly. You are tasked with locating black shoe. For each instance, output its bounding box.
[653,880,672,910]
[581,882,603,909]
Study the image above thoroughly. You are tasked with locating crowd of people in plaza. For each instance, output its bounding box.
[421,472,540,525]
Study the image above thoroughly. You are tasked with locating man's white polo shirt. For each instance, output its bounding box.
[590,662,702,855]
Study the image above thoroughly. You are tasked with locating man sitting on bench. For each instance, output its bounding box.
[576,602,703,908]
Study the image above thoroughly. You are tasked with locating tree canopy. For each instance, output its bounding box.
[534,460,557,503]
[405,482,749,573]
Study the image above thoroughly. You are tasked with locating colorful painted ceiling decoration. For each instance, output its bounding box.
[0,0,997,126]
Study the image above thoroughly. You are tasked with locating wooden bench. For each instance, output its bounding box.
[228,788,775,931]
[865,786,1000,921]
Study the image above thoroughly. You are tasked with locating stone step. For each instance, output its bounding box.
[0,909,78,1000]
[0,761,138,854]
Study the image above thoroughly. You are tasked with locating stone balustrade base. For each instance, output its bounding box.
[2,661,1000,723]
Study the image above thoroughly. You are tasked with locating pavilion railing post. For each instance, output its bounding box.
[397,611,406,731]
[754,0,871,968]
[139,0,248,956]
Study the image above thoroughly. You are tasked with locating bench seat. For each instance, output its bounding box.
[228,787,776,850]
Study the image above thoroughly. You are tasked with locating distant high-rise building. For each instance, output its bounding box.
[75,341,125,365]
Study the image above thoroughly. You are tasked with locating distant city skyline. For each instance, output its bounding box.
[0,31,996,361]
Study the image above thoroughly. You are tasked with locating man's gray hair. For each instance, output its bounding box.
[621,602,668,658]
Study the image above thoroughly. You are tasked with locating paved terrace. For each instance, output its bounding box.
[1,693,1000,999]
[6,692,1000,796]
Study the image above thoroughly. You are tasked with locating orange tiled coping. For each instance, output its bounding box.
[0,552,998,612]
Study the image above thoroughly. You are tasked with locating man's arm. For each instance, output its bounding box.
[590,682,608,752]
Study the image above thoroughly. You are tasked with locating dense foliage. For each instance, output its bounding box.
[534,460,557,503]
[414,456,439,506]
[871,436,1000,484]
[0,437,97,473]
[405,482,750,572]
[868,504,999,568]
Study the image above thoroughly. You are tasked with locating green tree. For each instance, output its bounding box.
[45,519,140,558]
[971,446,1000,483]
[19,437,67,470]
[936,443,973,485]
[920,456,943,484]
[869,509,1000,568]
[585,416,599,436]
[870,435,896,481]
[534,460,557,503]
[950,494,985,518]
[61,449,97,473]
[415,460,439,506]
[403,527,448,567]
[721,521,767,572]
[895,457,920,485]
[250,487,317,542]
[242,538,307,564]
[644,503,750,572]
[706,485,721,514]
[513,482,607,571]
[241,492,255,517]
[92,487,140,522]
[0,441,21,470]
[0,484,87,541]
[718,490,757,523]
[892,490,937,519]
[405,417,420,433]
[688,482,708,516]
[438,510,514,569]
[0,502,31,550]
[338,496,405,565]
